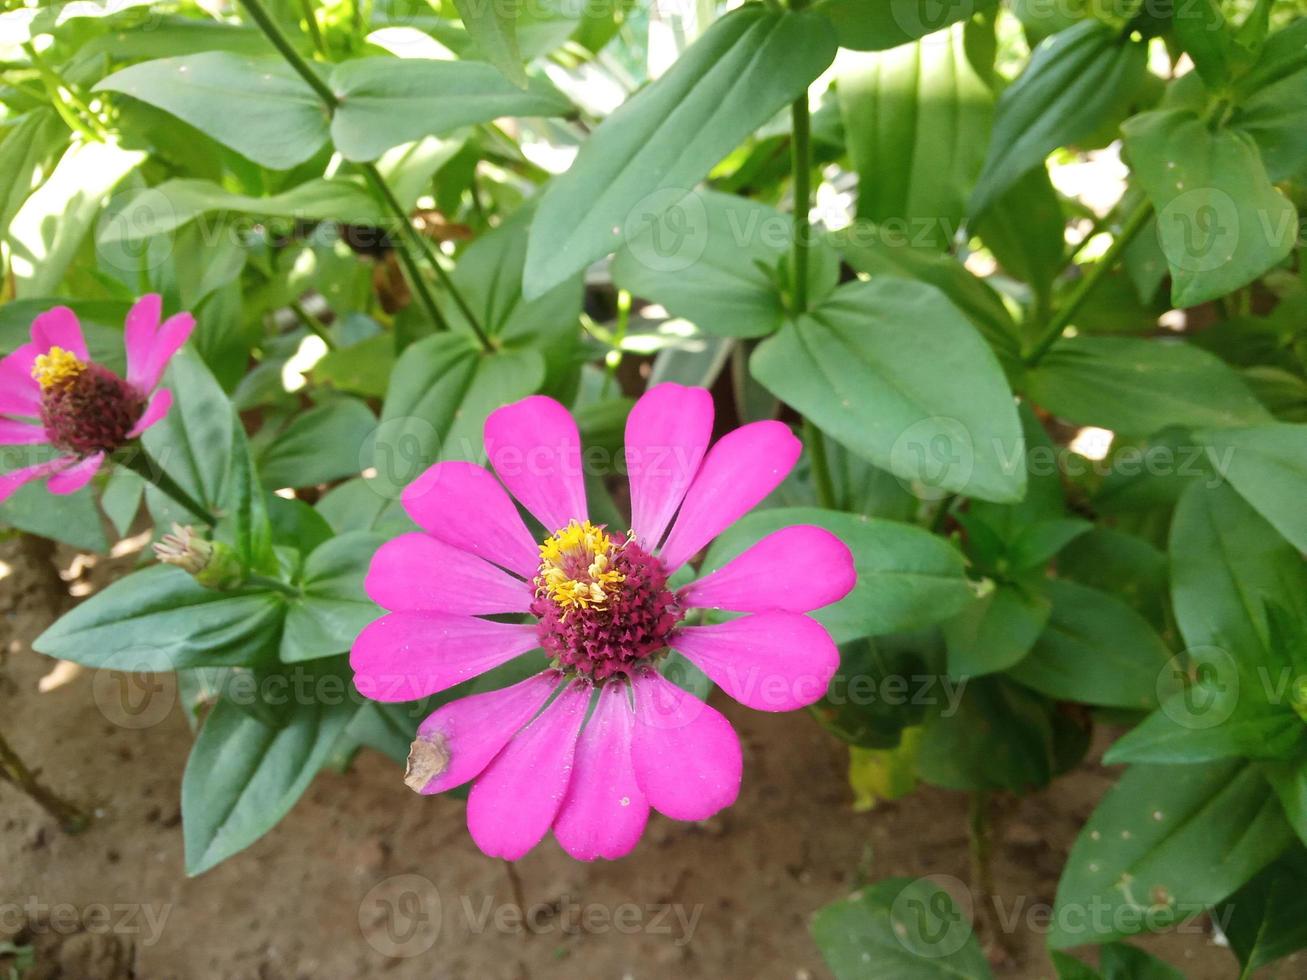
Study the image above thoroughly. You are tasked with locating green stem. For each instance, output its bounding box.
[289,298,338,350]
[236,0,339,106]
[1023,199,1153,366]
[789,89,812,314]
[121,448,218,526]
[362,163,492,352]
[246,573,301,598]
[929,493,957,533]
[22,42,107,141]
[296,0,328,56]
[0,728,89,833]
[803,418,835,509]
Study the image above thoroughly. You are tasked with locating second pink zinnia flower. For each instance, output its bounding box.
[351,383,855,861]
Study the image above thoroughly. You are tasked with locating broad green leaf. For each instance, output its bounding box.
[257,398,377,489]
[372,333,544,497]
[328,58,569,161]
[1059,527,1168,626]
[455,0,526,87]
[7,140,143,298]
[751,278,1026,503]
[1123,108,1297,307]
[100,178,384,242]
[1197,423,1307,554]
[1171,0,1231,88]
[812,0,998,52]
[281,532,385,662]
[312,333,395,398]
[969,21,1146,217]
[944,583,1051,678]
[612,190,836,338]
[0,109,65,236]
[700,507,972,643]
[33,566,284,670]
[1218,846,1307,975]
[810,878,992,979]
[1009,580,1172,710]
[972,166,1065,302]
[1234,25,1307,183]
[523,6,837,297]
[182,693,352,875]
[1025,335,1270,434]
[0,451,108,552]
[1050,760,1294,947]
[1104,696,1305,765]
[838,21,992,251]
[94,54,329,170]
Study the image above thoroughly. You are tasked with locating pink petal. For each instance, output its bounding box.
[401,461,539,578]
[138,312,194,392]
[466,681,590,860]
[671,612,839,712]
[629,669,741,821]
[0,418,49,446]
[554,681,650,861]
[365,532,532,615]
[681,525,856,614]
[30,306,87,360]
[410,670,560,794]
[125,388,172,438]
[0,456,76,505]
[484,395,586,533]
[123,294,162,391]
[625,383,714,550]
[47,452,105,495]
[0,344,40,417]
[350,611,539,702]
[657,421,802,573]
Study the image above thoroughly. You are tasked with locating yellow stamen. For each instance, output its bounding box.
[536,520,625,612]
[31,346,86,390]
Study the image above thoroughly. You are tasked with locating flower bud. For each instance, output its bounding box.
[153,524,243,589]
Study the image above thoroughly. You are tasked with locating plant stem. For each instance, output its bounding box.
[929,493,958,533]
[120,448,218,526]
[789,89,812,314]
[22,42,107,141]
[246,573,301,598]
[236,0,339,106]
[297,0,328,56]
[289,298,338,350]
[968,791,1015,960]
[1023,199,1153,366]
[0,728,89,833]
[803,418,835,509]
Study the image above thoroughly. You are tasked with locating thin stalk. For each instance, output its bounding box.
[120,449,218,526]
[789,89,812,314]
[22,42,107,141]
[296,0,328,56]
[289,299,338,350]
[0,729,89,833]
[803,419,835,509]
[1023,199,1153,366]
[362,163,492,352]
[929,493,958,534]
[246,573,301,598]
[969,791,1015,960]
[236,0,339,106]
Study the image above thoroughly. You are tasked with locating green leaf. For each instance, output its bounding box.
[1123,108,1297,307]
[312,333,395,398]
[944,583,1051,678]
[1025,335,1271,435]
[837,21,992,251]
[972,165,1066,301]
[1197,422,1307,554]
[1218,846,1307,975]
[700,507,972,643]
[751,278,1026,503]
[1104,695,1305,765]
[0,448,108,552]
[94,54,329,170]
[182,693,352,875]
[32,566,284,670]
[0,0,154,41]
[0,109,65,236]
[523,6,837,297]
[969,20,1146,217]
[328,57,569,162]
[1171,0,1231,89]
[810,877,993,979]
[100,178,384,242]
[1008,579,1172,710]
[812,0,998,52]
[454,0,527,87]
[257,398,377,489]
[1050,760,1294,947]
[612,190,836,338]
[1234,26,1307,183]
[281,532,385,662]
[371,333,544,498]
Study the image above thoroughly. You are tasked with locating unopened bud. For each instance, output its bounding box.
[153,524,242,589]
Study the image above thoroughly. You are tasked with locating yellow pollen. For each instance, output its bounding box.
[536,520,625,612]
[31,346,86,390]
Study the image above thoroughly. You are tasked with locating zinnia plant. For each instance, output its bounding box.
[352,384,854,859]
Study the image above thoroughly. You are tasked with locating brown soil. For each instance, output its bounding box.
[0,537,1280,980]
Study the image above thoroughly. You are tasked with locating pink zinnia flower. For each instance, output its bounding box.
[0,296,192,503]
[352,384,855,861]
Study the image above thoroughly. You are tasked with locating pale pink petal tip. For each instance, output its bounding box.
[671,611,840,712]
[467,682,590,860]
[124,293,163,390]
[126,388,173,439]
[630,670,742,821]
[683,524,856,614]
[45,453,105,495]
[0,457,75,505]
[138,311,194,393]
[30,306,87,360]
[625,382,714,550]
[484,394,587,533]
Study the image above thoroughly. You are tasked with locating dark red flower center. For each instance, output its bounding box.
[35,350,145,457]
